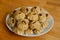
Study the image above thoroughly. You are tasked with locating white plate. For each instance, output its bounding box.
[6,7,54,37]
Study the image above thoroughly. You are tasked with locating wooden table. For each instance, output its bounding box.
[0,0,60,40]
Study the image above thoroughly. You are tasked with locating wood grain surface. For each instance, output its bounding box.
[0,0,60,40]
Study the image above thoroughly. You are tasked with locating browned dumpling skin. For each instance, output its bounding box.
[8,17,16,28]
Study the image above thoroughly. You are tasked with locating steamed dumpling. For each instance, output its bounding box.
[20,7,31,15]
[28,13,38,21]
[13,27,24,34]
[24,29,33,34]
[41,21,48,28]
[14,10,25,20]
[17,19,29,31]
[31,6,41,14]
[39,13,46,22]
[33,29,41,34]
[29,21,42,30]
[8,17,16,28]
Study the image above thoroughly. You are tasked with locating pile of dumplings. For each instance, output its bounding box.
[8,6,50,35]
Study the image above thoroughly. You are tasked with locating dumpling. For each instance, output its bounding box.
[33,29,41,34]
[39,8,51,20]
[9,10,16,17]
[13,27,24,34]
[31,6,41,14]
[28,14,38,21]
[8,17,16,28]
[20,7,31,15]
[29,21,42,30]
[39,13,46,22]
[41,21,48,28]
[14,11,25,20]
[24,29,33,34]
[17,19,29,31]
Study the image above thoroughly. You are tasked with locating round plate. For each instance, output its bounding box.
[6,7,54,37]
